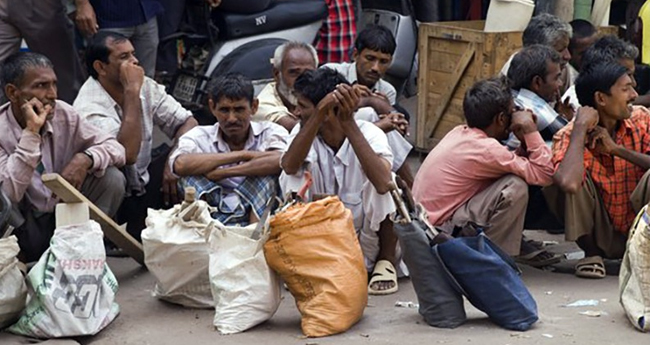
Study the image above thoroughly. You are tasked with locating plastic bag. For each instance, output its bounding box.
[0,236,27,329]
[207,219,281,334]
[620,205,650,332]
[264,196,367,337]
[141,199,215,308]
[8,221,119,338]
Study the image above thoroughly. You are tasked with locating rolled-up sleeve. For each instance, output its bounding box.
[259,123,289,152]
[0,130,42,203]
[485,131,554,186]
[149,79,192,139]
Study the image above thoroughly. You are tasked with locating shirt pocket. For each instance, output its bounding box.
[340,192,364,231]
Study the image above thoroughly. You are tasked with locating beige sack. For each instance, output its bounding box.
[620,205,650,332]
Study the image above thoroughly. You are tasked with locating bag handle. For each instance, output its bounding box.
[251,196,279,240]
[389,180,412,224]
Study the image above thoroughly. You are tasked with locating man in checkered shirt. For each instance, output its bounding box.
[314,0,357,64]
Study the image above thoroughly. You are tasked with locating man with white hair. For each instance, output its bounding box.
[253,41,318,132]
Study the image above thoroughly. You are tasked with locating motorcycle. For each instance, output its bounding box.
[160,0,327,124]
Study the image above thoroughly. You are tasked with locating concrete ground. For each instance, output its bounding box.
[2,96,648,344]
[1,231,647,345]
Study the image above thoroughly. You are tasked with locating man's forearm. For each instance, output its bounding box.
[207,153,282,180]
[172,117,198,143]
[281,115,323,174]
[614,147,650,170]
[118,89,143,164]
[174,151,256,176]
[554,125,587,193]
[342,121,392,194]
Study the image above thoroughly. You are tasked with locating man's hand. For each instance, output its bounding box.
[575,106,599,132]
[204,168,224,182]
[376,113,409,136]
[61,153,92,190]
[588,126,619,155]
[352,83,372,98]
[510,108,537,143]
[74,0,98,37]
[21,98,52,134]
[162,161,180,206]
[556,94,576,121]
[332,84,360,124]
[119,62,145,93]
[205,0,222,7]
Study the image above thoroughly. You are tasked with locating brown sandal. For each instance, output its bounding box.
[575,256,606,279]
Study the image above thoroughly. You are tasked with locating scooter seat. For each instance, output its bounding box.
[212,0,328,40]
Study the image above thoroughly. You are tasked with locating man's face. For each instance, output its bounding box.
[7,66,58,119]
[569,34,598,71]
[209,96,257,141]
[276,48,316,106]
[600,73,638,120]
[536,61,563,102]
[100,39,139,84]
[294,94,316,125]
[353,48,393,87]
[551,34,571,68]
[619,58,638,88]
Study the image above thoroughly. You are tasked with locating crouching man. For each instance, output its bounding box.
[169,74,289,225]
[280,68,402,295]
[0,52,126,262]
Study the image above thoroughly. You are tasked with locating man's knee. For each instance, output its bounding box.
[501,175,529,204]
[86,167,126,216]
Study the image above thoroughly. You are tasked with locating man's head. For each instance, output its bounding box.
[352,25,396,87]
[86,31,137,84]
[522,13,572,67]
[568,19,597,71]
[576,62,637,121]
[581,35,639,87]
[1,52,57,117]
[272,42,318,106]
[293,68,349,124]
[508,44,563,102]
[463,76,514,141]
[208,73,258,141]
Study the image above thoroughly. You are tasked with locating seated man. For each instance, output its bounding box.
[412,76,558,266]
[0,52,126,262]
[549,62,650,278]
[322,24,413,186]
[253,41,319,132]
[507,44,569,149]
[566,19,598,85]
[280,68,402,295]
[170,74,289,225]
[73,31,198,240]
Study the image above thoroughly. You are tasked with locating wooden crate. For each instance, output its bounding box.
[415,21,619,151]
[415,20,522,151]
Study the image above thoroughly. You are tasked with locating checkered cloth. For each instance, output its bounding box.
[314,0,357,64]
[506,89,568,150]
[179,175,279,226]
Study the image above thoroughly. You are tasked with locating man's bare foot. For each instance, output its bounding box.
[368,260,398,295]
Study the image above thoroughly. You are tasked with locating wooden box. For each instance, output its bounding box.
[415,20,522,151]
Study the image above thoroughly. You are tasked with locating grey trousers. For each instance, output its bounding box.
[101,18,159,77]
[13,167,126,262]
[440,175,529,256]
[0,0,85,103]
[544,170,650,259]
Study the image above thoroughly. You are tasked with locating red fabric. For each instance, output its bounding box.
[314,0,357,64]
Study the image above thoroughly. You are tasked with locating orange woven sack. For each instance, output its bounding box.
[264,196,367,337]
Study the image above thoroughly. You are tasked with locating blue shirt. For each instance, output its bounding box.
[90,0,163,29]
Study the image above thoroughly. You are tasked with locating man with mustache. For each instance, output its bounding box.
[253,41,319,132]
[73,31,198,241]
[0,52,126,262]
[549,62,650,278]
[170,74,288,225]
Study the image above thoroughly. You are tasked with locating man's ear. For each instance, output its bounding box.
[530,75,543,93]
[93,60,106,77]
[352,48,359,62]
[272,67,280,82]
[594,91,607,108]
[4,84,18,103]
[208,98,217,114]
[250,98,259,115]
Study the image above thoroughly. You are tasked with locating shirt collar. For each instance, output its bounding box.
[515,88,549,107]
[214,121,264,152]
[84,77,120,112]
[6,101,54,135]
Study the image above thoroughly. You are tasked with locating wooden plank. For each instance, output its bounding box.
[425,51,462,73]
[425,43,476,139]
[42,173,144,265]
[417,23,433,150]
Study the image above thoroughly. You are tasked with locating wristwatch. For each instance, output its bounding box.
[83,150,94,169]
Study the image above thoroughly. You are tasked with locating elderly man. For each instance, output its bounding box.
[413,76,557,267]
[253,41,319,132]
[73,31,197,240]
[501,14,573,96]
[0,52,126,262]
[170,74,288,225]
[549,62,650,278]
[281,68,403,295]
[507,44,567,149]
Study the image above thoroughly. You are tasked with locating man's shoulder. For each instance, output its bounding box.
[252,120,289,137]
[73,77,116,117]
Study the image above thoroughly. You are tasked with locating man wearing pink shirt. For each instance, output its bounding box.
[412,76,556,263]
[0,52,126,262]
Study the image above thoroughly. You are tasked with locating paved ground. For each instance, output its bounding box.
[1,230,647,345]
